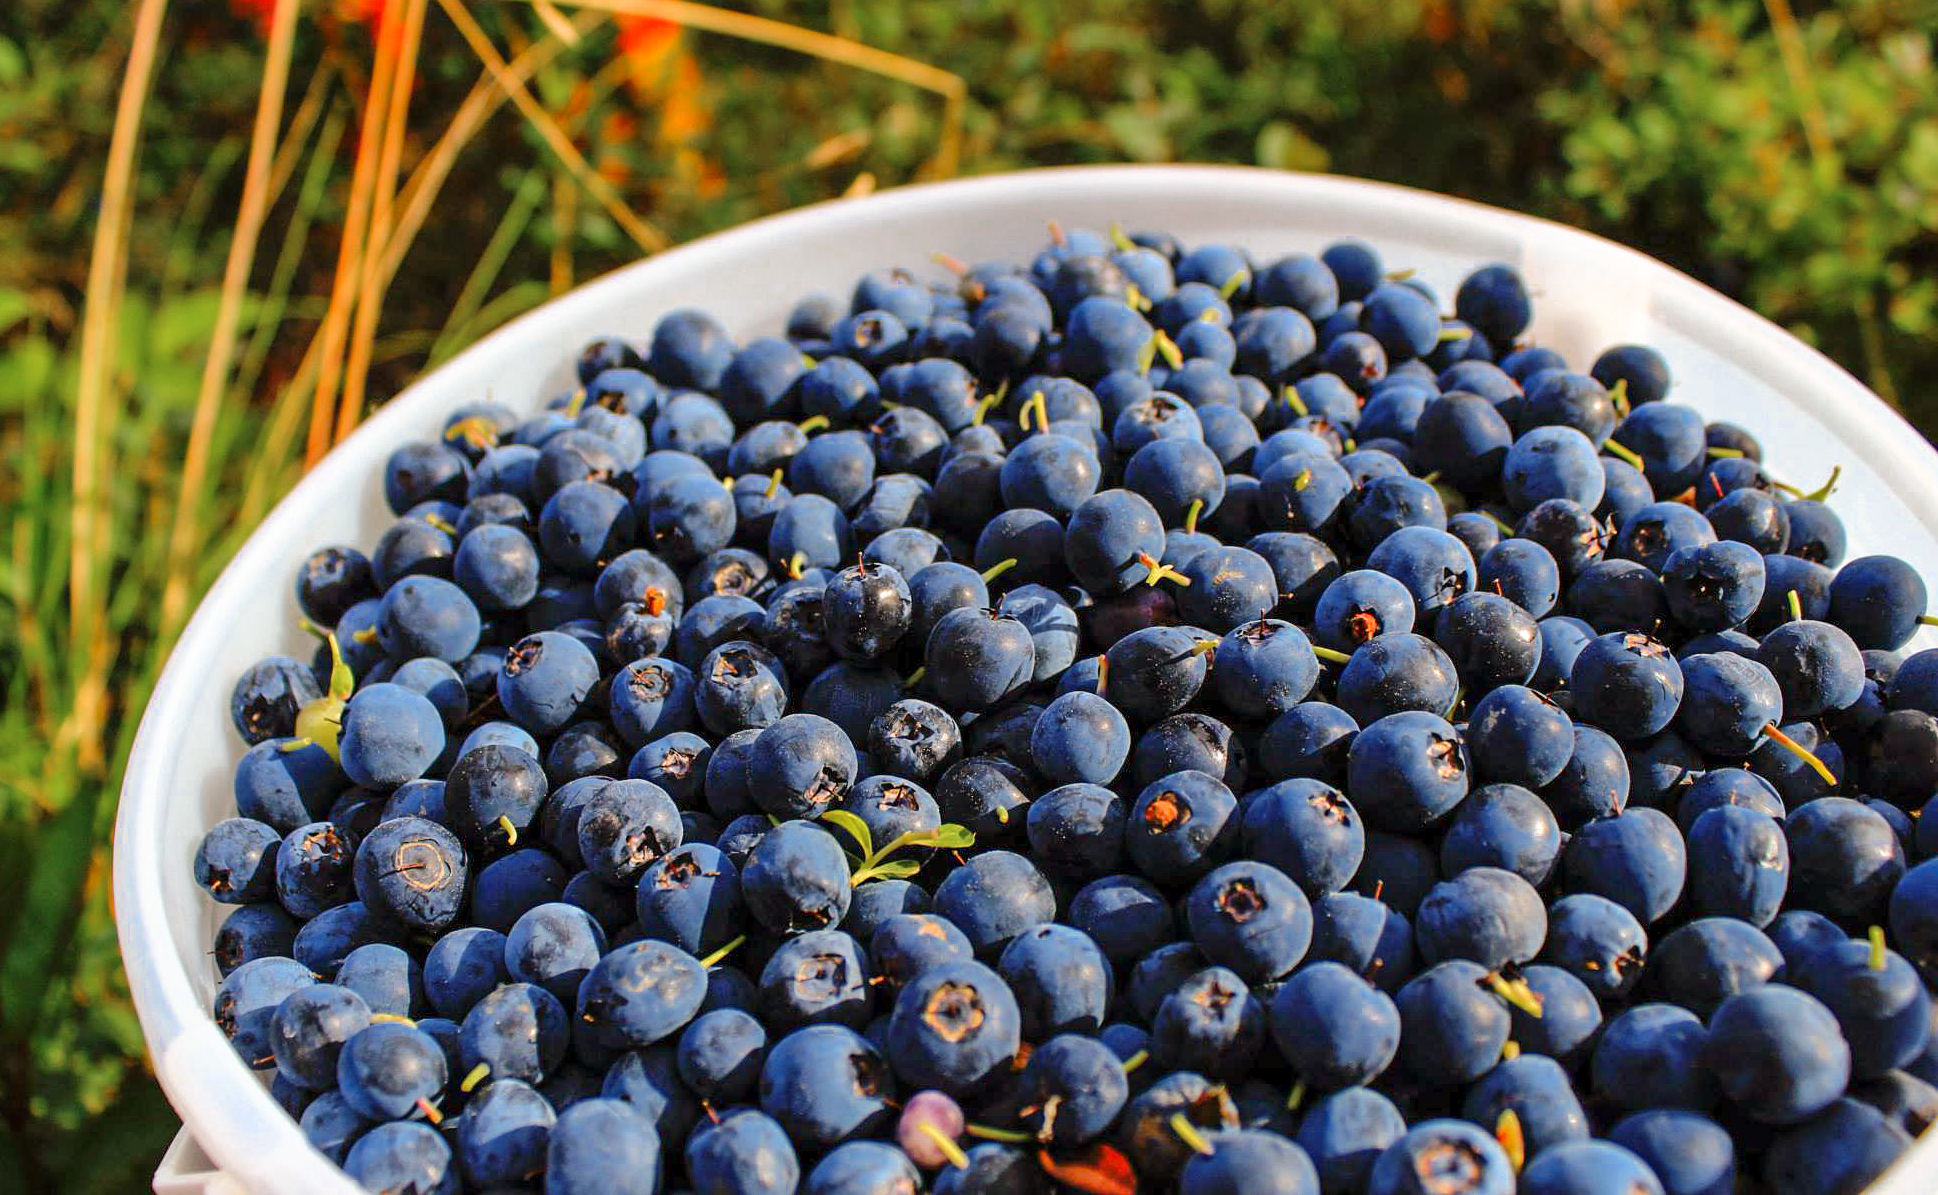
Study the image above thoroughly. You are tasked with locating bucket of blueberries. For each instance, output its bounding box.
[114,166,1938,1195]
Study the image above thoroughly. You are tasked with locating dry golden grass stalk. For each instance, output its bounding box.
[306,0,409,467]
[264,57,339,210]
[531,0,583,43]
[69,0,170,773]
[511,0,967,176]
[380,10,605,288]
[436,0,670,255]
[337,0,433,447]
[161,0,303,641]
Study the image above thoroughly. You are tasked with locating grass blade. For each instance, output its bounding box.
[160,0,303,642]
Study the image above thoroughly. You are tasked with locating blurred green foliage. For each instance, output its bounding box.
[0,0,1932,1187]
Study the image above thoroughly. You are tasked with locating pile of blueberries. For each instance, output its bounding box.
[198,224,1938,1195]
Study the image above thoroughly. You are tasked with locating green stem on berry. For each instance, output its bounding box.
[1184,499,1205,535]
[1218,271,1251,301]
[1284,1081,1306,1111]
[765,469,784,500]
[1313,645,1354,666]
[1870,926,1889,972]
[1502,1040,1521,1062]
[699,935,748,969]
[1121,1049,1148,1075]
[1706,446,1744,459]
[1108,222,1136,254]
[460,1063,491,1093]
[797,415,831,435]
[495,815,518,847]
[1801,465,1842,503]
[980,558,1019,584]
[965,1123,1033,1144]
[1602,439,1645,470]
[1279,385,1308,417]
[1608,378,1630,418]
[971,393,1003,427]
[1787,589,1803,621]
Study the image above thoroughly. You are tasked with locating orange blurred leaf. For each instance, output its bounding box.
[1039,1144,1138,1195]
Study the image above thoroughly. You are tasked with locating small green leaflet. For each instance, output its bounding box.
[817,809,874,859]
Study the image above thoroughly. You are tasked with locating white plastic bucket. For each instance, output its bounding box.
[115,165,1938,1192]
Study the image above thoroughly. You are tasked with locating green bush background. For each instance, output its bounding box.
[2,0,1933,1187]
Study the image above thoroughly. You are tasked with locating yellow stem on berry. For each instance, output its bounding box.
[1761,723,1837,787]
[1137,552,1191,587]
[1497,1109,1526,1171]
[1169,1113,1217,1157]
[919,1122,970,1170]
[1154,329,1183,370]
[1486,974,1545,1018]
